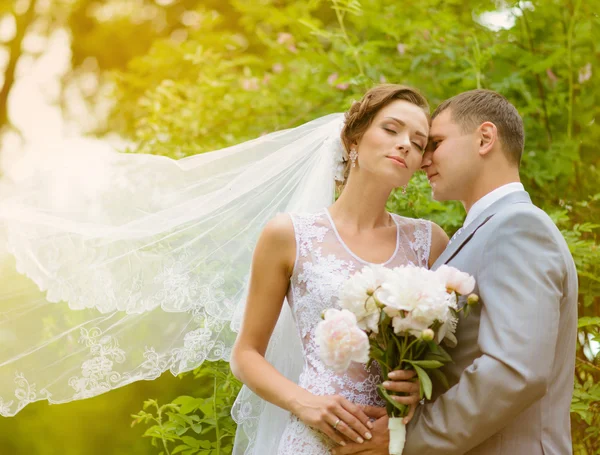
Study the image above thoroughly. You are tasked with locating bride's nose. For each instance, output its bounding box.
[396,135,410,153]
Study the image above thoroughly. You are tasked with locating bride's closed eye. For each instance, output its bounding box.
[383,127,425,151]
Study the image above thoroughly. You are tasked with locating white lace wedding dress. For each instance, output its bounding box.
[277,208,432,454]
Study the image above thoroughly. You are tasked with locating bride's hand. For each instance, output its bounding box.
[291,393,374,446]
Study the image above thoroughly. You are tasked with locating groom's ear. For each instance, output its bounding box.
[478,121,497,157]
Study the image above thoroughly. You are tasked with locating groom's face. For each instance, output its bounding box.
[421,109,480,201]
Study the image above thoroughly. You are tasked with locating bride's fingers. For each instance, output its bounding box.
[340,399,374,433]
[319,416,348,447]
[382,379,419,394]
[333,407,371,443]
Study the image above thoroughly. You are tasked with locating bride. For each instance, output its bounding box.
[230,84,448,454]
[0,83,447,454]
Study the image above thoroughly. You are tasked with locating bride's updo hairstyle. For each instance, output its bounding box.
[339,84,430,186]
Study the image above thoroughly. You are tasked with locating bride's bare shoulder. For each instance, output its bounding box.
[255,213,296,273]
[261,213,295,245]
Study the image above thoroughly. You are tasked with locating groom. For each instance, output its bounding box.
[333,89,578,454]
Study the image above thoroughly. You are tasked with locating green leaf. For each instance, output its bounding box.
[430,368,450,391]
[424,342,453,363]
[413,365,433,400]
[198,440,212,449]
[578,317,600,328]
[181,436,201,448]
[377,385,408,417]
[405,360,444,369]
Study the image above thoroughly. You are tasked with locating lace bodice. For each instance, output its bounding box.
[278,209,432,455]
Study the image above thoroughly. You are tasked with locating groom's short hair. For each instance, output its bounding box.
[432,90,524,166]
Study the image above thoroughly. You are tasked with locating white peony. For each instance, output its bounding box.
[339,265,389,334]
[435,265,476,295]
[392,314,429,337]
[378,265,454,335]
[379,266,447,310]
[436,313,458,347]
[315,309,370,373]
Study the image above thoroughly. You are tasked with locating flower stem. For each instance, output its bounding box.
[214,375,221,455]
[332,0,365,78]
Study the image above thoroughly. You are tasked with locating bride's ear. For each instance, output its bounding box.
[478,122,497,157]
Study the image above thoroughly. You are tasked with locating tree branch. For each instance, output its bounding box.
[577,357,600,373]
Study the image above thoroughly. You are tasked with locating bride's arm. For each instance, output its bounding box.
[230,214,373,446]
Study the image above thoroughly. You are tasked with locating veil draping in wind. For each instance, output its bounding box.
[0,113,347,453]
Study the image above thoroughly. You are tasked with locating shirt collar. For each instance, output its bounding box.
[463,182,525,228]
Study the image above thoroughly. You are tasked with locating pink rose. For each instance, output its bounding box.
[435,265,476,295]
[316,309,370,373]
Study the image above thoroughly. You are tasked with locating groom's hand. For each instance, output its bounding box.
[383,369,420,423]
[331,414,389,455]
[360,405,387,420]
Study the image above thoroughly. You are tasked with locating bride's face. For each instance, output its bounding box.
[353,100,429,188]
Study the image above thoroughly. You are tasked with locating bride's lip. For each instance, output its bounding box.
[427,173,439,181]
[387,156,407,168]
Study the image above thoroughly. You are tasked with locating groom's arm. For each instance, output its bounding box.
[403,209,566,455]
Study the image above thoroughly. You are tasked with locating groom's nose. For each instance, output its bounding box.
[421,152,432,169]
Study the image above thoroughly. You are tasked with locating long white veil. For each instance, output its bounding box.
[0,113,345,453]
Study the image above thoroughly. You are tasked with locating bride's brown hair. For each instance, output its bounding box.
[339,84,430,186]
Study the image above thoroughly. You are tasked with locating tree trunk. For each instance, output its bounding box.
[0,0,39,129]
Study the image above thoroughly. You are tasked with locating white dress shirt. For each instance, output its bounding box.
[463,182,525,228]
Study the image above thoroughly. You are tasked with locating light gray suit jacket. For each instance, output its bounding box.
[404,191,578,455]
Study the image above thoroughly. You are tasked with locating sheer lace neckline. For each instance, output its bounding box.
[323,208,400,266]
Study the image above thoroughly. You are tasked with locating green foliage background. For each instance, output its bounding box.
[1,0,598,453]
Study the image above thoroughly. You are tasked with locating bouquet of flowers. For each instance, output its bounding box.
[315,264,478,454]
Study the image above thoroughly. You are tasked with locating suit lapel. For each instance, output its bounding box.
[432,191,533,269]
